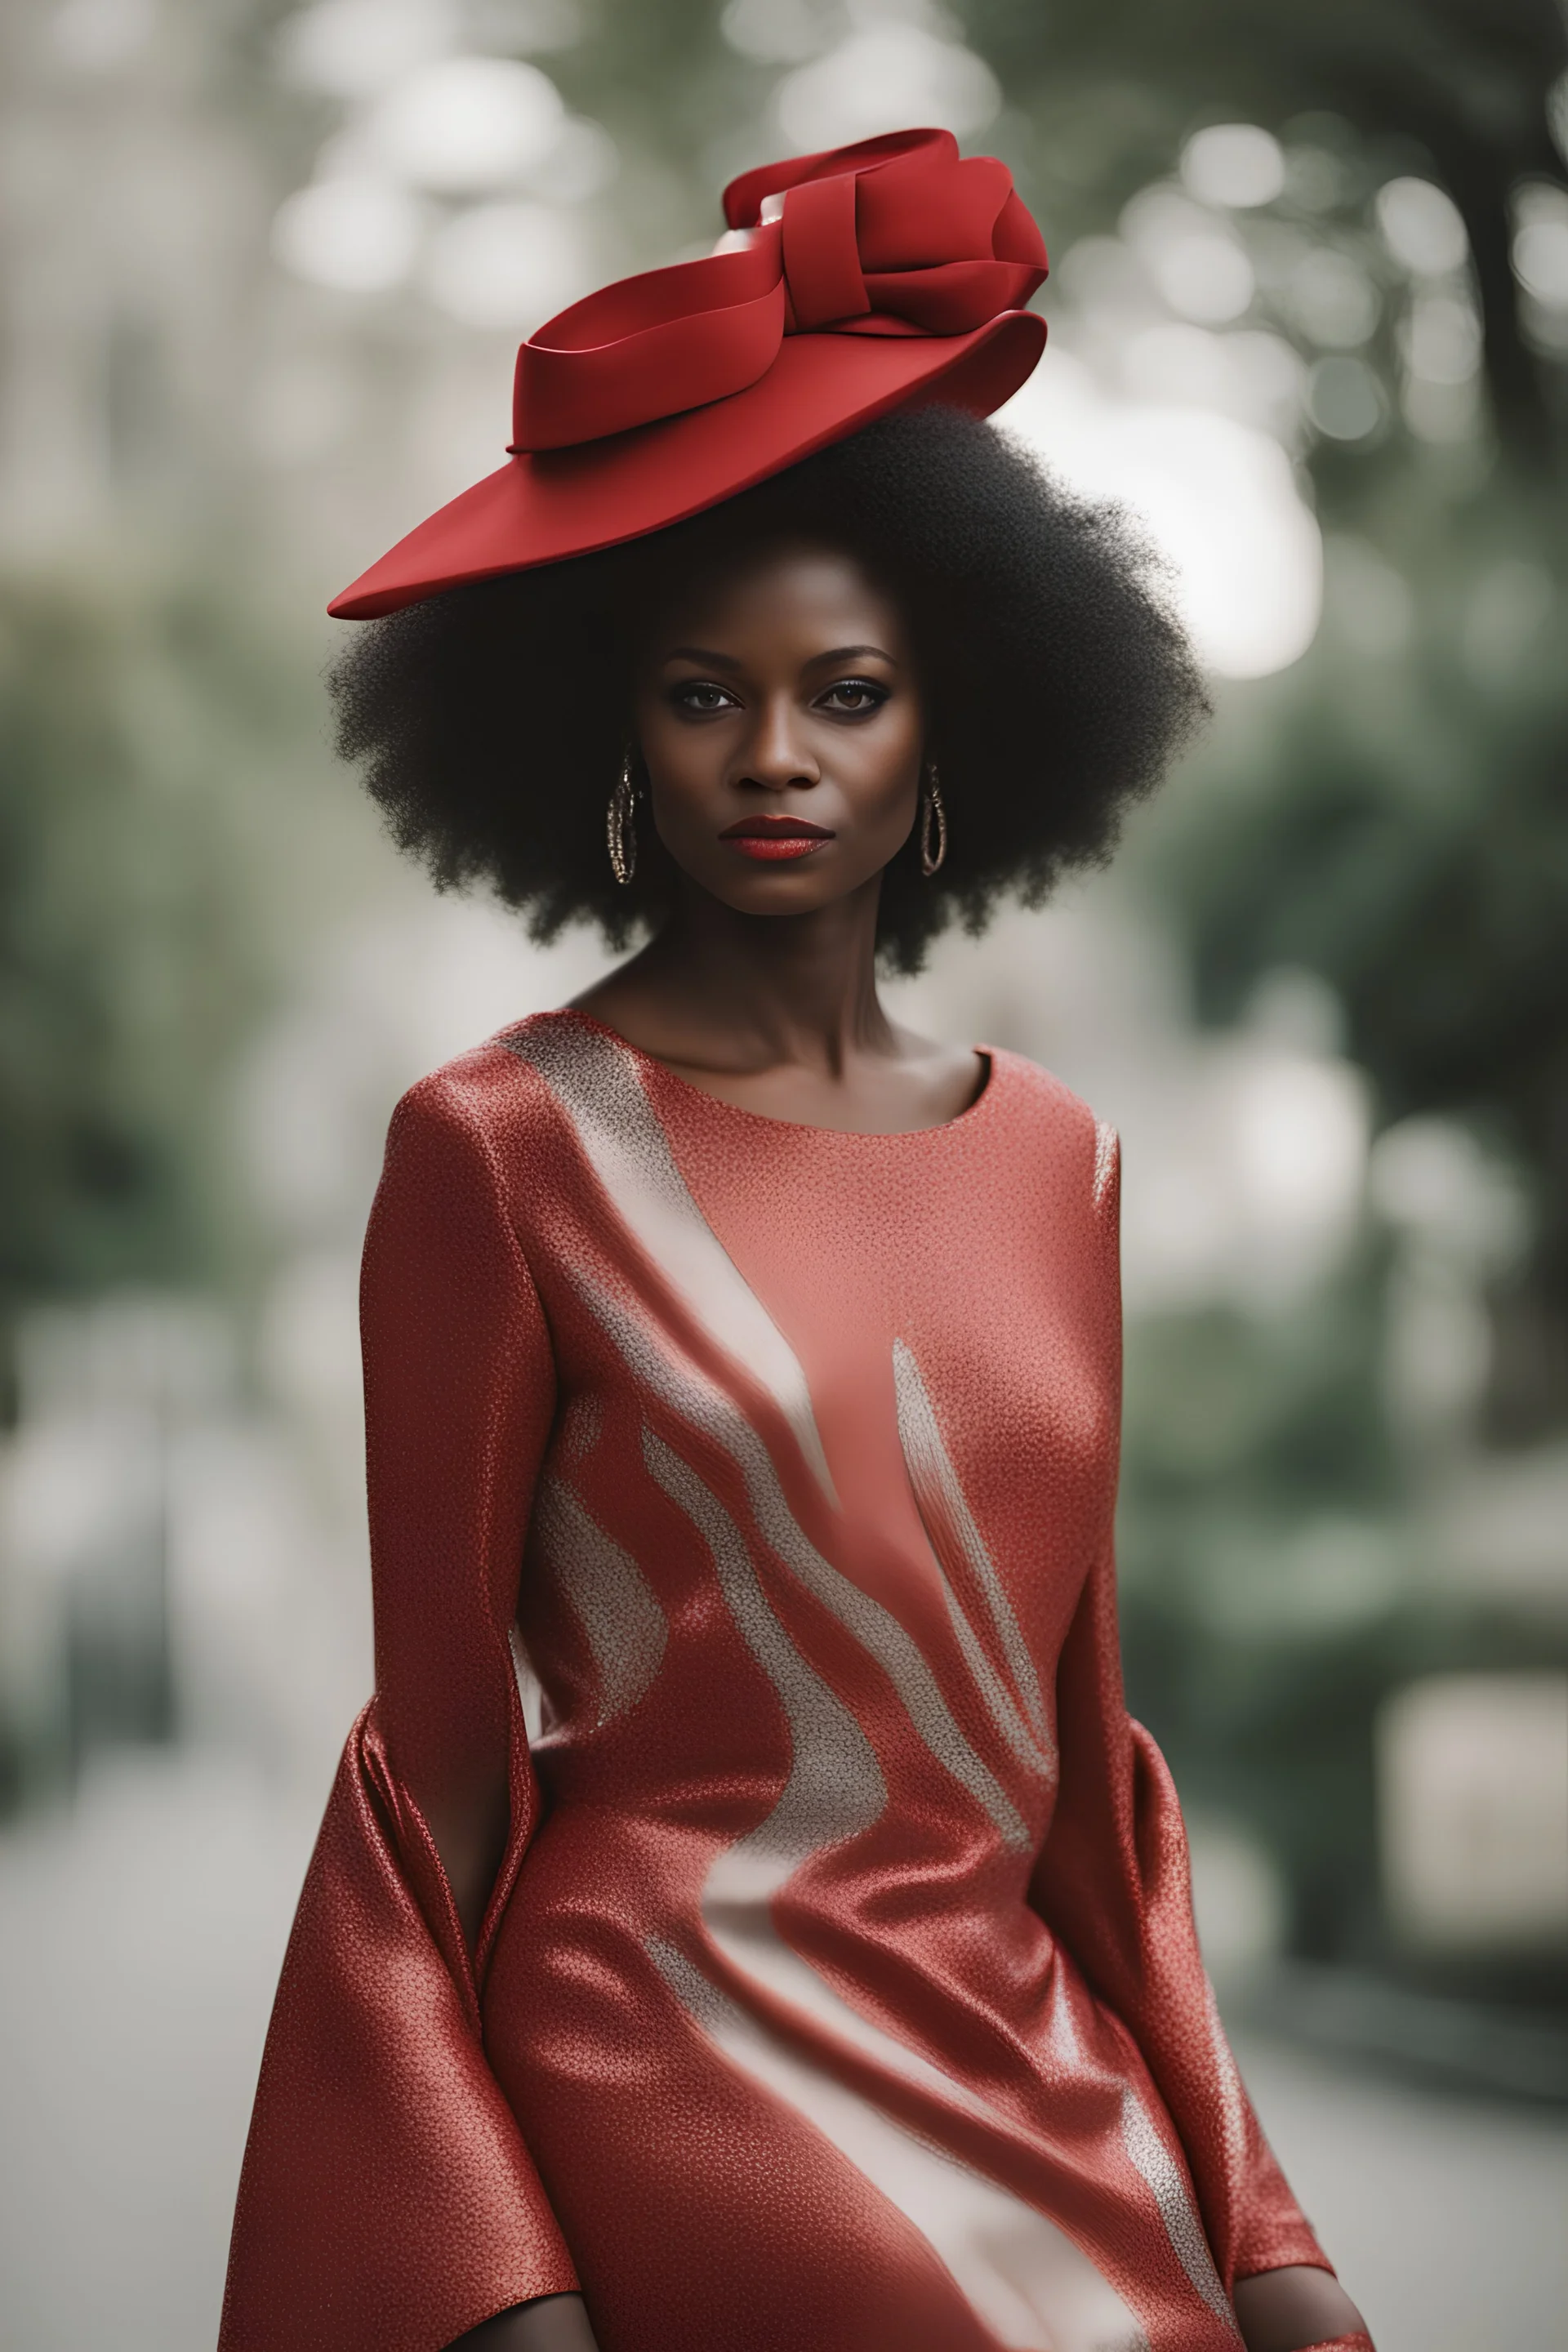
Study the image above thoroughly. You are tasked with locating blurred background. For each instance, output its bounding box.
[1,2,1566,2346]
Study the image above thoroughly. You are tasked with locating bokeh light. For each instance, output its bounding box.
[270,175,426,293]
[999,354,1323,679]
[1181,122,1286,210]
[775,23,1000,148]
[363,56,566,194]
[1375,176,1470,277]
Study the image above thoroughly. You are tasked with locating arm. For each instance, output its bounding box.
[1029,1553,1368,2350]
[363,1072,558,1972]
[1027,1130,1369,2351]
[221,1071,585,2352]
[364,1076,602,2335]
[1028,1546,1345,2277]
[370,1096,607,2352]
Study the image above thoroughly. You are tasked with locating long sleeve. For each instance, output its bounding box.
[1027,1132,1331,2293]
[220,1074,578,2352]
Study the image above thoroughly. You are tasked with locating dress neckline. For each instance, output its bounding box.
[542,1007,1000,1142]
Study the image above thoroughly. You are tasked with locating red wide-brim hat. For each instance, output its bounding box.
[328,127,1048,621]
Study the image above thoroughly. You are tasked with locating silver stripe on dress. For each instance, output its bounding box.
[532,1473,667,1727]
[644,1430,987,2117]
[642,1427,883,1855]
[1119,2090,1238,2334]
[508,1622,546,1745]
[612,1339,1183,2350]
[1093,1120,1119,1218]
[575,1265,1030,1851]
[645,1426,998,2102]
[892,1338,1054,1775]
[645,1423,1003,2117]
[1048,1960,1233,2332]
[504,1016,835,1501]
[1043,1961,1089,2073]
[648,1935,1152,2352]
[1203,1974,1255,2218]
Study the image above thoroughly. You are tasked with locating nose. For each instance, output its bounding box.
[737,691,819,793]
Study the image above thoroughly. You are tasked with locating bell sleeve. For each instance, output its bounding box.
[1027,1127,1333,2294]
[220,1072,579,2352]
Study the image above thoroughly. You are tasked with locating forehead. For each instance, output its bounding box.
[647,537,907,652]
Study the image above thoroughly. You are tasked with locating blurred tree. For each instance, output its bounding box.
[1159,567,1568,1433]
[970,0,1566,455]
[1115,1264,1400,1961]
[958,0,1568,1432]
[938,0,1568,1992]
[0,577,320,1404]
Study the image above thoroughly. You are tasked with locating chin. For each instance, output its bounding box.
[697,848,890,918]
[694,861,839,911]
[732,881,853,920]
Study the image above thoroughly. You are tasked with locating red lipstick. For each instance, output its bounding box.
[719,815,834,862]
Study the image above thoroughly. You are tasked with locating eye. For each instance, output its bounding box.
[671,680,740,715]
[817,677,889,715]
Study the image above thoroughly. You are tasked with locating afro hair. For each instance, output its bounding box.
[331,403,1206,973]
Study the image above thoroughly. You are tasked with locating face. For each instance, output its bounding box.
[631,539,924,919]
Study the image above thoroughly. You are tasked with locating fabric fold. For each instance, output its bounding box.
[219,1711,577,2352]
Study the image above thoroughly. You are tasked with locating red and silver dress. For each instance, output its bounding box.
[221,1009,1347,2352]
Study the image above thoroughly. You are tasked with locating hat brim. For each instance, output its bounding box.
[327,311,1045,620]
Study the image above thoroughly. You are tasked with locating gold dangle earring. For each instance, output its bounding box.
[920,760,947,877]
[607,746,638,886]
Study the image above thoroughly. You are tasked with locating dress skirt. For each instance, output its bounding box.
[220,1012,1336,2352]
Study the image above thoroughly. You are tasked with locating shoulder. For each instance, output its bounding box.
[387,1013,578,1141]
[986,1048,1120,1220]
[985,1045,1106,1151]
[368,1017,595,1276]
[380,1011,588,1193]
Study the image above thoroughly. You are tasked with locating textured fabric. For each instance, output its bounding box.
[221,1010,1334,2352]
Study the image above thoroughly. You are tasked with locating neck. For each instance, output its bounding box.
[629,875,893,1076]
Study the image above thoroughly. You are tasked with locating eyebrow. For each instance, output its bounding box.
[661,643,900,670]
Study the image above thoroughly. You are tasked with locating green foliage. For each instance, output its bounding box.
[1169,591,1567,1103]
[1122,1274,1394,1515]
[1147,484,1568,1428]
[956,0,1568,1446]
[969,0,1566,452]
[0,576,315,1365]
[1116,1263,1568,1962]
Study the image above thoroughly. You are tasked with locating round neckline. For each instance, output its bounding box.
[546,1007,1001,1141]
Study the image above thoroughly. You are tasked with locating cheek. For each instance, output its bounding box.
[636,711,719,808]
[850,722,924,820]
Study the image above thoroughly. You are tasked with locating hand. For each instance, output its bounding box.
[448,2292,602,2350]
[1233,2263,1369,2352]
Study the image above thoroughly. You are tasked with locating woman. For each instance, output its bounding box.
[222,131,1372,2352]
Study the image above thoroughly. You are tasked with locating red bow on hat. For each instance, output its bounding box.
[511,128,1048,454]
[328,127,1048,617]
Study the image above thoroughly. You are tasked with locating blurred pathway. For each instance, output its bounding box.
[1232,2031,1567,2352]
[0,1751,1563,2352]
[0,1753,318,2352]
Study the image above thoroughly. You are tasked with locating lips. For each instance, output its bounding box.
[719,815,834,863]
